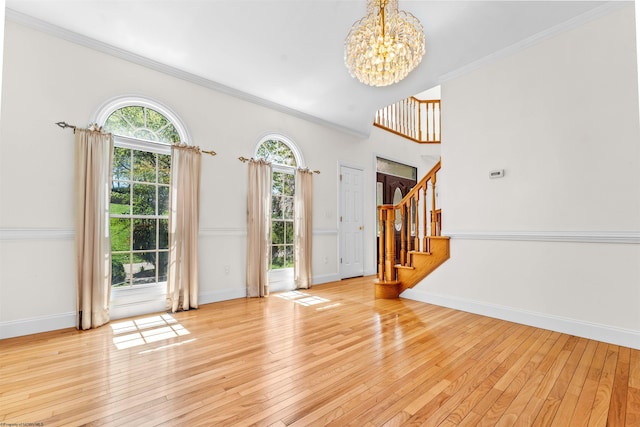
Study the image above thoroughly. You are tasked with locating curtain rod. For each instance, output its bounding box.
[56,122,216,156]
[238,156,320,174]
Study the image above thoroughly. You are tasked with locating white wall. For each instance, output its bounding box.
[0,0,5,119]
[0,20,431,338]
[405,5,640,349]
[637,0,640,121]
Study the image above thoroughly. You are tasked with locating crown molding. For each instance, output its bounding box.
[4,9,368,139]
[439,2,631,84]
[443,230,640,244]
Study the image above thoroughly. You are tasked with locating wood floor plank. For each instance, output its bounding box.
[0,276,637,426]
[587,344,620,427]
[608,346,630,426]
[568,340,610,426]
[626,386,640,427]
[532,337,587,426]
[548,339,598,426]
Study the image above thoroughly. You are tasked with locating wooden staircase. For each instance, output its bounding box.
[375,161,449,298]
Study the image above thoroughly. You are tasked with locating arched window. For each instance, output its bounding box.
[255,135,303,273]
[97,97,187,290]
[104,105,180,143]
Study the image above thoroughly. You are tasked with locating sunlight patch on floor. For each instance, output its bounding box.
[275,290,339,309]
[111,314,191,350]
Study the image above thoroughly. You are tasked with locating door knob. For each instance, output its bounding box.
[359,226,364,230]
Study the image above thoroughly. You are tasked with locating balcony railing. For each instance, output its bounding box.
[374,98,440,143]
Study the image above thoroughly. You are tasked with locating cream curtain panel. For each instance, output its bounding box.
[246,159,272,297]
[294,169,313,289]
[167,144,202,312]
[74,127,114,330]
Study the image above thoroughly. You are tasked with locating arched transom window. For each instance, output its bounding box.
[104,105,180,144]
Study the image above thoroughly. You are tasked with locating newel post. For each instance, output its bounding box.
[378,206,385,282]
[384,208,396,282]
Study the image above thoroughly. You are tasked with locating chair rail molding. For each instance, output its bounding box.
[0,227,75,241]
[443,230,640,244]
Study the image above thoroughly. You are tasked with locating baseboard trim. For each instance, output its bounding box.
[0,312,76,339]
[401,288,640,350]
[313,273,341,285]
[199,288,246,305]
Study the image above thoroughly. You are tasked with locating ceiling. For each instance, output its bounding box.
[5,1,617,137]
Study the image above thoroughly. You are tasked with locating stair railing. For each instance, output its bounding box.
[377,160,441,282]
[374,98,441,143]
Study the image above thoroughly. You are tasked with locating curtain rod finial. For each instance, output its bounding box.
[55,121,76,130]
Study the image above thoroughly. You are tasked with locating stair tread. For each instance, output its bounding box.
[395,264,415,270]
[375,280,400,286]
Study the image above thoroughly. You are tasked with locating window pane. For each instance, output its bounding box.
[282,196,294,220]
[285,221,294,244]
[132,183,156,215]
[110,218,130,252]
[272,221,284,244]
[158,219,169,249]
[113,147,131,180]
[285,245,294,268]
[132,252,156,286]
[104,106,180,144]
[112,253,130,287]
[105,114,134,143]
[256,139,296,167]
[158,186,170,216]
[133,151,157,183]
[271,246,285,269]
[158,154,171,184]
[272,171,283,196]
[158,251,169,282]
[272,196,283,219]
[110,182,130,215]
[133,219,156,250]
[283,173,295,196]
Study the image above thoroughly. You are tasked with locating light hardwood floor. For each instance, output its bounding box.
[1,276,639,426]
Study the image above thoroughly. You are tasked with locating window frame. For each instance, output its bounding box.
[254,134,304,291]
[109,145,171,290]
[94,97,189,318]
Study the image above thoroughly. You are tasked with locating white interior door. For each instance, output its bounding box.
[339,165,364,279]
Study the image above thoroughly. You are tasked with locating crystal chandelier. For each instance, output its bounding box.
[344,0,425,87]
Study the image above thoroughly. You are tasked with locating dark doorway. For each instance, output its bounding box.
[376,158,417,266]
